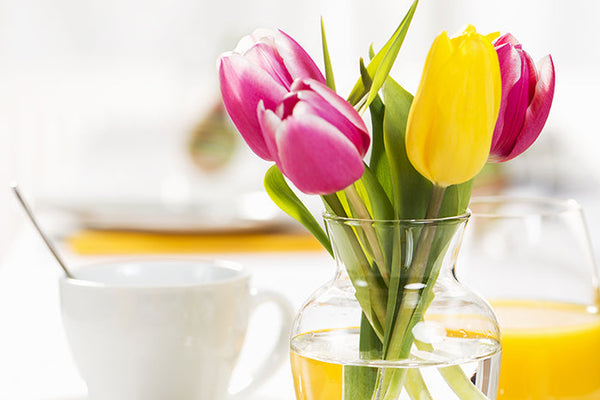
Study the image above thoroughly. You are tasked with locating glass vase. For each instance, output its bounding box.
[291,214,501,400]
[457,197,600,400]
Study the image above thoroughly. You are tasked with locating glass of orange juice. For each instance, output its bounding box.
[458,197,600,400]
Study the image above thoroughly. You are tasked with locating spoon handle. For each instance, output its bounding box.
[11,183,74,279]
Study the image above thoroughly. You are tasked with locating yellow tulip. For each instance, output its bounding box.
[405,25,501,187]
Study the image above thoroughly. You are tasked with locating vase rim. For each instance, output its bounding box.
[322,210,471,224]
[469,196,582,218]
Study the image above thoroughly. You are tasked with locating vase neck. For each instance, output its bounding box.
[333,264,354,289]
[327,216,469,292]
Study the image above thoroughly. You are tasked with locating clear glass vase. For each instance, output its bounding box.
[291,214,501,400]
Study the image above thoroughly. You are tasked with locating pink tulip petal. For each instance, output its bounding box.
[274,30,326,83]
[292,79,366,131]
[277,93,301,119]
[494,33,520,48]
[505,55,555,161]
[491,44,523,151]
[291,79,370,153]
[243,43,293,90]
[233,29,275,54]
[275,115,365,194]
[523,51,538,100]
[256,101,282,164]
[292,91,369,156]
[219,55,287,160]
[491,50,531,161]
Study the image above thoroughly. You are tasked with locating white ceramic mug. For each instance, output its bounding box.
[59,259,293,400]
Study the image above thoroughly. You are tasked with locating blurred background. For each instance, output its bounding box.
[1,0,599,258]
[1,1,599,399]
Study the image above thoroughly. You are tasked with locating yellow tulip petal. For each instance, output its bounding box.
[405,25,501,187]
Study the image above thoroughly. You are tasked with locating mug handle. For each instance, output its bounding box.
[229,288,294,399]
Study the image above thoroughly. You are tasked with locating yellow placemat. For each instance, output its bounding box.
[67,230,324,255]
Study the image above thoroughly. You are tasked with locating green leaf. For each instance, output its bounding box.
[359,312,383,358]
[320,17,336,92]
[358,57,393,205]
[263,166,333,256]
[363,0,418,111]
[382,77,432,219]
[438,179,474,217]
[358,58,372,92]
[356,164,394,221]
[322,192,347,217]
[347,0,418,108]
[367,96,393,203]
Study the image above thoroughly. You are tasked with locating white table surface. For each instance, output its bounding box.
[0,224,335,400]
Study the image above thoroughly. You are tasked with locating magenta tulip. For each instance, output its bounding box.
[257,79,370,194]
[489,33,555,163]
[218,29,325,160]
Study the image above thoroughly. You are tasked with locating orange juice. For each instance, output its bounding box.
[290,350,343,400]
[492,300,600,400]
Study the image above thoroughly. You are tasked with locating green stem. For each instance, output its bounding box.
[325,191,387,336]
[439,366,489,400]
[385,185,446,359]
[425,185,446,219]
[344,185,390,285]
[415,340,488,400]
[405,369,434,400]
[371,368,407,400]
[375,367,434,400]
[347,184,488,400]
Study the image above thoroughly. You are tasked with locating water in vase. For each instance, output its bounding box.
[291,328,501,400]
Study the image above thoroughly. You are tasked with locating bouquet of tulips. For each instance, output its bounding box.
[218,1,554,398]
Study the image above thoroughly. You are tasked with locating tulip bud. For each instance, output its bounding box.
[405,25,502,187]
[489,33,555,163]
[218,29,325,160]
[257,79,370,195]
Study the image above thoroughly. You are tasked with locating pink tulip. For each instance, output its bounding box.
[489,33,555,163]
[218,29,325,160]
[258,79,370,194]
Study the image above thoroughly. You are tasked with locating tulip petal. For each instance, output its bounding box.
[491,44,519,151]
[406,27,500,186]
[291,90,369,156]
[505,55,555,161]
[233,28,275,54]
[292,79,370,153]
[491,45,530,160]
[218,55,287,160]
[275,30,326,83]
[275,114,365,194]
[494,33,520,48]
[256,102,282,164]
[242,43,294,90]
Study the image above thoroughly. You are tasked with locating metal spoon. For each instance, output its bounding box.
[11,183,74,279]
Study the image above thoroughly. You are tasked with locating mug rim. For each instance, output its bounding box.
[60,257,250,290]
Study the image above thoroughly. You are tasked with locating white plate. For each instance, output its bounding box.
[44,192,290,233]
